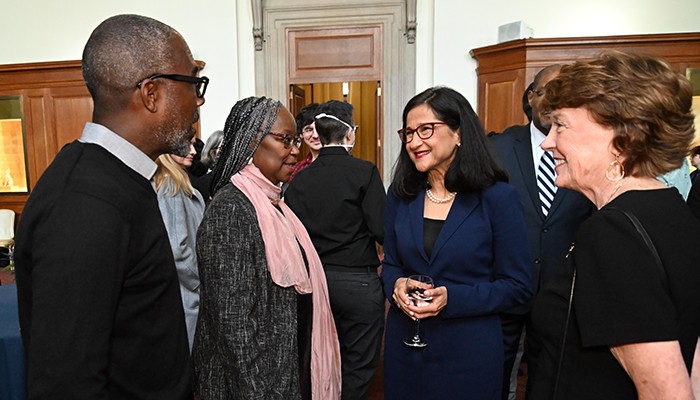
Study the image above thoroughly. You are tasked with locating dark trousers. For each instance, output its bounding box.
[325,267,385,400]
[501,312,527,400]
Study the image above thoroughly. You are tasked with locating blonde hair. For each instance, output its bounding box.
[154,154,194,197]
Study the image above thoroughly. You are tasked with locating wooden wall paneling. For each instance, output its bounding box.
[471,32,700,134]
[26,92,51,189]
[0,61,92,221]
[481,69,526,134]
[287,25,382,84]
[357,81,378,168]
[312,82,343,102]
[50,86,93,152]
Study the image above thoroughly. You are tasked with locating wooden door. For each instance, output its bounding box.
[286,25,383,172]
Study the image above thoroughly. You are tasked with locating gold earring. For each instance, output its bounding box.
[605,158,625,182]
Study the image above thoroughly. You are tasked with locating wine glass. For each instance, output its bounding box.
[403,274,433,348]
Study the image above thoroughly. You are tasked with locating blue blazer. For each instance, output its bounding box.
[381,182,533,399]
[490,125,594,295]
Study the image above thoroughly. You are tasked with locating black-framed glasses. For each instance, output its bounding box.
[136,73,209,98]
[268,131,302,149]
[397,122,447,143]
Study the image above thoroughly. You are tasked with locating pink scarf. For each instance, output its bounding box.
[231,164,341,400]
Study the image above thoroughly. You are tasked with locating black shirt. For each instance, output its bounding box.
[527,189,700,399]
[285,146,386,268]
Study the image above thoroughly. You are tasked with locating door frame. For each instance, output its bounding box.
[253,0,416,184]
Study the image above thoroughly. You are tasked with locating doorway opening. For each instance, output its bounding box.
[290,81,382,171]
[252,0,415,183]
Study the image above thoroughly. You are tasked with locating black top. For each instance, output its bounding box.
[192,172,214,205]
[527,189,700,399]
[285,146,386,269]
[423,217,445,258]
[687,177,700,220]
[14,142,192,399]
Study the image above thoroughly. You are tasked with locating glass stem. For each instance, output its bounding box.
[413,318,421,340]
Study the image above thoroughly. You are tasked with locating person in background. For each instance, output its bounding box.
[13,14,206,398]
[193,96,341,400]
[285,100,386,400]
[689,146,700,184]
[382,86,533,399]
[527,51,700,399]
[289,103,322,182]
[657,158,692,200]
[155,137,205,351]
[186,137,207,180]
[687,146,700,220]
[490,65,594,400]
[192,129,224,204]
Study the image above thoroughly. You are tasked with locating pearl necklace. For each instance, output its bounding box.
[426,188,457,204]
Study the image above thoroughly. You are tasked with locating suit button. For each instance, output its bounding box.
[542,228,549,233]
[534,259,541,264]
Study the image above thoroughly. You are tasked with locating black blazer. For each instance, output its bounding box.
[490,124,594,309]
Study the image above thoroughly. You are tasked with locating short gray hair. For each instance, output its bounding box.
[82,14,186,104]
[200,130,224,168]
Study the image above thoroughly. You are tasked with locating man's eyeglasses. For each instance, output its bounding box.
[268,131,302,149]
[397,122,447,143]
[136,73,209,98]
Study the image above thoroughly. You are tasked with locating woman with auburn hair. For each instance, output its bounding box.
[154,138,205,352]
[527,51,700,399]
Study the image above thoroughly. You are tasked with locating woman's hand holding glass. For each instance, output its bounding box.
[392,276,448,320]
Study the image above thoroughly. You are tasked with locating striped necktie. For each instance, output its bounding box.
[537,151,557,216]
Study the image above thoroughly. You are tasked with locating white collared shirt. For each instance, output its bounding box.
[79,122,158,183]
[529,121,548,173]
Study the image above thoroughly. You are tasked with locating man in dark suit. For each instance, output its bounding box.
[14,15,206,399]
[490,65,594,400]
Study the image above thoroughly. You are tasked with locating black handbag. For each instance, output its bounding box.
[551,207,669,399]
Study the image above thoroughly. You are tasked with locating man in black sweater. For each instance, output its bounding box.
[13,14,206,399]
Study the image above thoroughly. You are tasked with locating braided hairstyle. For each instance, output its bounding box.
[209,96,282,196]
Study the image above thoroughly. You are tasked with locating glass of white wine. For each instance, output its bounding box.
[403,274,433,348]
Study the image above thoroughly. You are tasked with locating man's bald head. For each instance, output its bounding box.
[82,14,191,107]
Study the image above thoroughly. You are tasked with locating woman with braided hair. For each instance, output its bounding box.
[192,96,341,400]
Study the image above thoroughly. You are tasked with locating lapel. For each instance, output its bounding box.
[430,192,479,262]
[409,192,430,262]
[546,188,571,220]
[511,129,544,220]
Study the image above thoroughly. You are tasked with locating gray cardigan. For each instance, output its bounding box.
[192,183,302,399]
[157,179,205,351]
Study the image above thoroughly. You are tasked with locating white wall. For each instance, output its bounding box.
[429,0,700,107]
[3,0,700,140]
[2,0,240,140]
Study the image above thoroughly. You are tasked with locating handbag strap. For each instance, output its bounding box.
[606,207,669,294]
[552,244,576,400]
[552,208,669,399]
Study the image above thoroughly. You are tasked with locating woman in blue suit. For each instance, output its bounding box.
[382,86,533,399]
